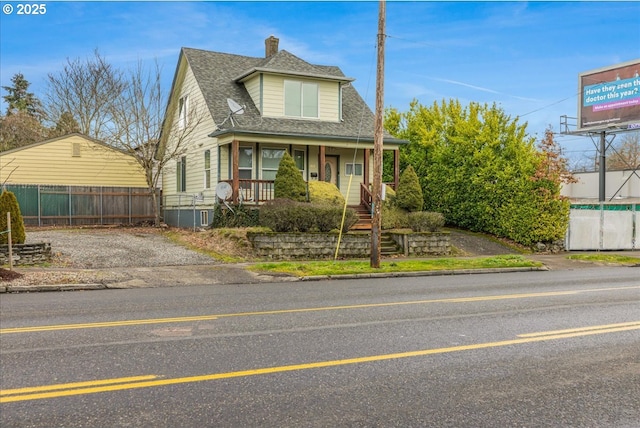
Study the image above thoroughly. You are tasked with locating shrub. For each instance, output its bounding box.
[308,181,344,207]
[408,211,445,232]
[274,152,307,202]
[383,184,397,206]
[0,190,26,245]
[395,165,423,212]
[381,204,410,230]
[259,199,357,232]
[210,204,260,228]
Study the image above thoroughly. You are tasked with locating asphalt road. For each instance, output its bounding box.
[1,267,638,427]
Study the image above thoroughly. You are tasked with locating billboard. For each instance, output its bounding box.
[578,59,640,131]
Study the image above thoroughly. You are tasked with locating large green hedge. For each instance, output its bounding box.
[385,99,571,246]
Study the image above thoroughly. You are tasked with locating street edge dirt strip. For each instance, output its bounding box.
[2,321,639,403]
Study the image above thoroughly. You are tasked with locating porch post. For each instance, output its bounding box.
[232,139,239,204]
[363,149,370,186]
[393,149,400,190]
[318,145,326,182]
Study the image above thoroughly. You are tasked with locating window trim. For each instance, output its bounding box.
[203,150,211,189]
[177,156,187,192]
[345,163,363,176]
[284,80,318,119]
[200,210,209,227]
[261,147,286,180]
[238,146,253,179]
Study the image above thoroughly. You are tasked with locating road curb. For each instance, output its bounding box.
[299,266,548,281]
[1,283,106,293]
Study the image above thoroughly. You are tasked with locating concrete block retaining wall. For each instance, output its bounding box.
[0,243,52,266]
[247,232,450,259]
[389,231,451,257]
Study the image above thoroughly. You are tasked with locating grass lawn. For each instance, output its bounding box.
[566,254,640,265]
[249,255,542,277]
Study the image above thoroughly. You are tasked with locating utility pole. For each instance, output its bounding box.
[371,0,385,268]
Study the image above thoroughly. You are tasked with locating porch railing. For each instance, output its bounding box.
[360,182,397,213]
[221,179,275,204]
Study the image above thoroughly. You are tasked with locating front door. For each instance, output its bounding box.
[324,155,339,186]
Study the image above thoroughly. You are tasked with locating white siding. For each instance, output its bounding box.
[262,74,283,117]
[162,62,217,201]
[318,80,340,121]
[244,75,262,113]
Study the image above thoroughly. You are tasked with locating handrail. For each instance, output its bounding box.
[360,183,372,213]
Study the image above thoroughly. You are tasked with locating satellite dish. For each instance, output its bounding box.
[215,182,232,201]
[227,98,244,115]
[218,98,245,128]
[215,182,234,213]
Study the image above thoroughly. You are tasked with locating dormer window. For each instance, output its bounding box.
[284,80,318,118]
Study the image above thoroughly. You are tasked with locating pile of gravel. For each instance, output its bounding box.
[26,229,218,269]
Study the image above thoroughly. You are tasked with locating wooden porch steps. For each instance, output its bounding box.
[349,205,372,231]
[348,205,401,256]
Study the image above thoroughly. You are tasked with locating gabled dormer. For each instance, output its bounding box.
[234,36,354,122]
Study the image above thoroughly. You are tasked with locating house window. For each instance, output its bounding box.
[294,149,305,174]
[261,148,285,180]
[176,156,186,192]
[346,163,363,176]
[178,95,189,129]
[239,147,252,179]
[203,150,211,189]
[284,80,318,118]
[200,210,209,227]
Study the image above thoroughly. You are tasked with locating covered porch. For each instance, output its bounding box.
[218,137,400,208]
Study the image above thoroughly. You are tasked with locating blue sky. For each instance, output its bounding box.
[1,1,639,166]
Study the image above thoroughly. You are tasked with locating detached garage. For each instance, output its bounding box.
[0,133,157,226]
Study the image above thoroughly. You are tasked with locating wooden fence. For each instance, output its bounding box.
[5,184,158,226]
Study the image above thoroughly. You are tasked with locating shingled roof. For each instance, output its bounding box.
[180,46,403,144]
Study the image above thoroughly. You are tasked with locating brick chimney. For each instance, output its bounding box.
[265,35,279,57]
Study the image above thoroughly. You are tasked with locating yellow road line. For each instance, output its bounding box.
[0,375,158,396]
[2,285,638,335]
[0,315,219,334]
[518,321,640,338]
[2,321,638,404]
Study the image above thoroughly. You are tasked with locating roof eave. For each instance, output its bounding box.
[234,67,355,84]
[208,128,407,145]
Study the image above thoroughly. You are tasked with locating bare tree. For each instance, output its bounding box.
[109,61,205,226]
[45,50,126,141]
[608,131,640,170]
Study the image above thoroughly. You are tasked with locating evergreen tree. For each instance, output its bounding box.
[274,152,307,202]
[395,165,423,212]
[50,111,81,137]
[2,73,44,120]
[0,190,26,245]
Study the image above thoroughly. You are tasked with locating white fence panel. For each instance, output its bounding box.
[603,210,634,249]
[567,209,601,250]
[567,204,637,250]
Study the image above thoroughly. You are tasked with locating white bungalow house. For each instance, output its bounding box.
[159,36,406,228]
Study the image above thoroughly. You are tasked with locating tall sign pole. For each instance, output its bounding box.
[371,0,385,268]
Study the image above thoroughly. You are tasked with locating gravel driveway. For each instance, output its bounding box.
[26,228,218,269]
